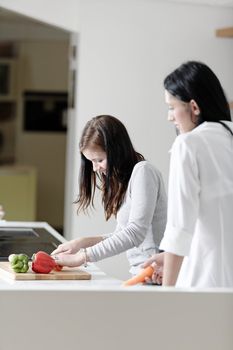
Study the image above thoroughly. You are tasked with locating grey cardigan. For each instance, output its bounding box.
[86,161,167,274]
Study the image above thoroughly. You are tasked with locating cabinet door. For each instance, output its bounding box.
[0,167,37,221]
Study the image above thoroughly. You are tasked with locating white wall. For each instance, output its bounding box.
[0,0,232,279]
[0,0,79,32]
[73,0,233,279]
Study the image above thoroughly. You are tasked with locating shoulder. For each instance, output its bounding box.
[127,161,165,195]
[172,121,233,155]
[171,123,209,155]
[131,160,163,182]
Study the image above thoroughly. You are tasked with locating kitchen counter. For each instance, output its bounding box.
[0,220,123,290]
[0,222,233,350]
[0,277,233,350]
[0,262,123,290]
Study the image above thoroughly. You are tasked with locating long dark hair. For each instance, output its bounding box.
[75,115,144,220]
[164,61,232,135]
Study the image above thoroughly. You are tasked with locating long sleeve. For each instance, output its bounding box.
[161,122,233,287]
[87,161,166,262]
[160,135,200,256]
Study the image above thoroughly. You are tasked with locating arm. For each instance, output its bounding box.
[87,162,165,262]
[159,136,200,283]
[55,163,165,266]
[141,249,184,287]
[51,236,104,255]
[51,236,105,267]
[162,252,184,286]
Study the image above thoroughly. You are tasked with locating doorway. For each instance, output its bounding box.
[0,8,74,235]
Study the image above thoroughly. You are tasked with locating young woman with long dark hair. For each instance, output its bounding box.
[144,61,233,287]
[52,115,167,275]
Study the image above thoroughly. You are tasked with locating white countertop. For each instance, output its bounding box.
[1,263,233,293]
[0,262,126,291]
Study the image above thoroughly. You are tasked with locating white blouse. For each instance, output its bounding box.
[160,121,233,288]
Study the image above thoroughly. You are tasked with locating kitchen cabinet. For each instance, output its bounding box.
[216,26,233,110]
[0,166,37,220]
[0,58,18,164]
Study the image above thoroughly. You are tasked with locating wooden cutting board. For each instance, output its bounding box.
[0,262,91,280]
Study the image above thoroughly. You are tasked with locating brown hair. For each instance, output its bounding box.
[75,115,144,220]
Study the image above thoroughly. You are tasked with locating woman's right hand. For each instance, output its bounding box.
[51,239,83,255]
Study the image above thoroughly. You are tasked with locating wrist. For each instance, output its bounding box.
[81,248,88,267]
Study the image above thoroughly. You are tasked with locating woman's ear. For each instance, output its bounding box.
[190,99,200,117]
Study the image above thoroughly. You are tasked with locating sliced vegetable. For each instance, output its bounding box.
[53,264,63,272]
[8,253,29,273]
[122,266,154,286]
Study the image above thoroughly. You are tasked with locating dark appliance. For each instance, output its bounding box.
[0,223,65,261]
[23,91,68,132]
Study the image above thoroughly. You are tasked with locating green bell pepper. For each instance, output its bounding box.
[8,253,29,273]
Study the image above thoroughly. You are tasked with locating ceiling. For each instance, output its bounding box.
[0,7,69,39]
[0,0,232,25]
[166,0,233,6]
[0,7,49,25]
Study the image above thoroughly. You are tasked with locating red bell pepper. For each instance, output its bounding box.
[32,251,60,274]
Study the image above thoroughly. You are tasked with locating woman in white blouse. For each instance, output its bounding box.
[144,61,233,288]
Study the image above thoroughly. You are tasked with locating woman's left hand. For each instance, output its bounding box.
[52,251,85,267]
[147,262,163,285]
[142,252,164,285]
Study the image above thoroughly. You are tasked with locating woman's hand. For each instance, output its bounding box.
[51,236,104,256]
[142,252,164,285]
[52,251,86,267]
[51,238,84,255]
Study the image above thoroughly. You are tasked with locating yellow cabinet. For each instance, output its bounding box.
[0,166,37,221]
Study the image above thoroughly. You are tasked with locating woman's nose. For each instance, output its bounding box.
[92,162,99,172]
[168,113,174,122]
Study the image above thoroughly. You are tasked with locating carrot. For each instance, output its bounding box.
[122,266,154,286]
